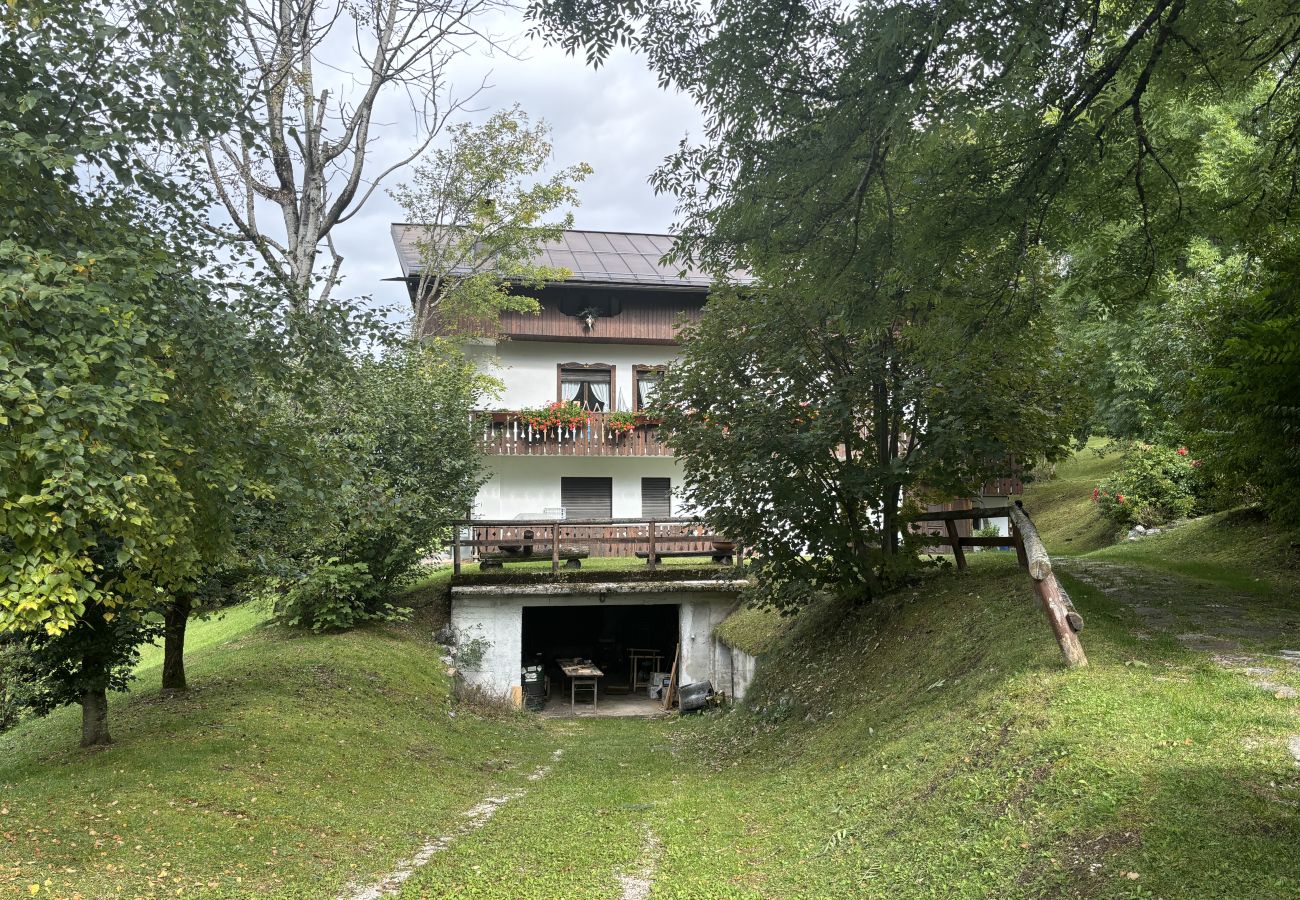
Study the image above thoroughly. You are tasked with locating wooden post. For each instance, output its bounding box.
[663,642,680,710]
[647,520,657,571]
[945,520,967,571]
[551,522,560,573]
[1009,502,1087,668]
[452,527,462,575]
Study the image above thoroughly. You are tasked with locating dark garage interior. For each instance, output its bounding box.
[521,603,679,711]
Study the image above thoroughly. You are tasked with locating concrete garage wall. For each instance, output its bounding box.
[449,586,743,704]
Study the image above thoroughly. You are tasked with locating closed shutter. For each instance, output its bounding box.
[641,477,671,519]
[561,477,612,519]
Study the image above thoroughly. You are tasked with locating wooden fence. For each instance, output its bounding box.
[448,517,735,574]
[910,501,1087,668]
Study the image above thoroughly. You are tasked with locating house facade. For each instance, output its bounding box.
[392,226,711,530]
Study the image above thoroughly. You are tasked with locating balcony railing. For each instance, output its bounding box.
[448,517,737,573]
[471,411,673,457]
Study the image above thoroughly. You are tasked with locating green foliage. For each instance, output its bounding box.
[1094,443,1203,528]
[269,342,489,631]
[391,105,592,333]
[4,606,159,716]
[1189,259,1300,525]
[661,282,1088,609]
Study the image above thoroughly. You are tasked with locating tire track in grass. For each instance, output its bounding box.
[615,824,661,900]
[340,749,564,900]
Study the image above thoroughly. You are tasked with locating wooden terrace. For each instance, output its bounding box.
[471,412,672,457]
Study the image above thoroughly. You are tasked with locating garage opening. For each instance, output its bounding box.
[521,603,678,716]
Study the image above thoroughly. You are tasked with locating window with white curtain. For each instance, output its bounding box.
[635,367,664,411]
[559,366,612,411]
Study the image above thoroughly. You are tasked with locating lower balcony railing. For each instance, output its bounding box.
[471,411,672,457]
[448,517,738,573]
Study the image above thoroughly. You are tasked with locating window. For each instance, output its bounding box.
[633,366,664,412]
[558,364,613,411]
[561,477,613,519]
[641,477,671,519]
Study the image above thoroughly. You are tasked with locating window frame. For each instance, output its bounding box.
[556,362,615,411]
[632,365,666,413]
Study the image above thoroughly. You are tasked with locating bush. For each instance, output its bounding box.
[270,342,490,631]
[1094,443,1204,527]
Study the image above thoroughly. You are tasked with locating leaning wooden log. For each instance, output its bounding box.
[1007,502,1052,580]
[1009,501,1088,669]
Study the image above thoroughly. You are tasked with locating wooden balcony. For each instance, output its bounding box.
[472,412,673,457]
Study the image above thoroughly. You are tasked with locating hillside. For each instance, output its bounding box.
[4,448,1299,898]
[0,594,554,899]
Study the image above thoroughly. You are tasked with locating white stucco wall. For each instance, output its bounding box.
[468,340,680,411]
[449,589,740,704]
[474,455,688,520]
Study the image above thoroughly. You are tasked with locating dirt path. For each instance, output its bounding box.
[339,750,564,900]
[1060,557,1300,765]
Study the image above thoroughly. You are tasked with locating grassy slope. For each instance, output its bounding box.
[390,553,1300,898]
[1019,437,1123,554]
[0,589,556,900]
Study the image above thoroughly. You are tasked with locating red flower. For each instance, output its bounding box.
[1177,447,1189,456]
[1116,493,1126,503]
[1091,488,1100,502]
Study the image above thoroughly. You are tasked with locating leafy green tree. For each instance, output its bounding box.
[0,0,315,744]
[269,341,492,631]
[390,106,592,334]
[661,278,1087,608]
[1187,257,1300,524]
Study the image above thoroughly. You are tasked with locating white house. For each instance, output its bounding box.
[391,226,715,528]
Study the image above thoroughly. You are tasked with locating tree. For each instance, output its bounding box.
[270,341,492,631]
[390,105,592,334]
[1,0,321,744]
[660,276,1088,609]
[203,0,512,311]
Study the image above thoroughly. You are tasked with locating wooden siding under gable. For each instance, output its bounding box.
[422,284,707,345]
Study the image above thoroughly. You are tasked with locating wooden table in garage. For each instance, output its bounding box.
[556,658,603,711]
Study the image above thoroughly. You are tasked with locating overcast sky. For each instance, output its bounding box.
[326,20,703,319]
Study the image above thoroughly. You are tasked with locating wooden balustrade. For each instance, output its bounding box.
[448,517,740,573]
[471,412,673,457]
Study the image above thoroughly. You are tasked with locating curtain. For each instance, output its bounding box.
[563,379,584,403]
[589,381,609,410]
[637,375,660,409]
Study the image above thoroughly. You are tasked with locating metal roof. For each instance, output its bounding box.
[390,224,749,289]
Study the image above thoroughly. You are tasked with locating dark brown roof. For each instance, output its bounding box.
[390,225,750,289]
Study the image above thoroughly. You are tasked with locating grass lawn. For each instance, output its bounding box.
[0,596,553,899]
[5,445,1300,898]
[1019,437,1123,554]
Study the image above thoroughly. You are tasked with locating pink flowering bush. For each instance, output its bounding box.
[1093,443,1203,527]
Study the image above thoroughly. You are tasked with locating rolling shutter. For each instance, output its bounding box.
[561,477,612,519]
[641,478,671,519]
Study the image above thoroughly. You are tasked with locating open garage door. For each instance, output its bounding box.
[522,603,678,713]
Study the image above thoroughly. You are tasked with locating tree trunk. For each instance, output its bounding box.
[162,593,192,693]
[81,686,110,747]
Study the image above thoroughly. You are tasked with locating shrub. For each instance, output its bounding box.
[1094,443,1203,527]
[518,400,590,430]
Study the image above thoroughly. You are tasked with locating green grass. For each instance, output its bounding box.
[6,448,1300,898]
[1019,437,1123,554]
[397,554,1300,898]
[0,595,552,899]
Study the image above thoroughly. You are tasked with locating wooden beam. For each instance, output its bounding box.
[452,528,462,575]
[1007,502,1051,580]
[1009,502,1087,669]
[551,522,560,574]
[945,520,967,571]
[647,520,657,571]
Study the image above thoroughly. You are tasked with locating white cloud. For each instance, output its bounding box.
[324,21,702,320]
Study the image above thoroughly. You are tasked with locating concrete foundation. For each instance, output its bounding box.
[449,581,750,706]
